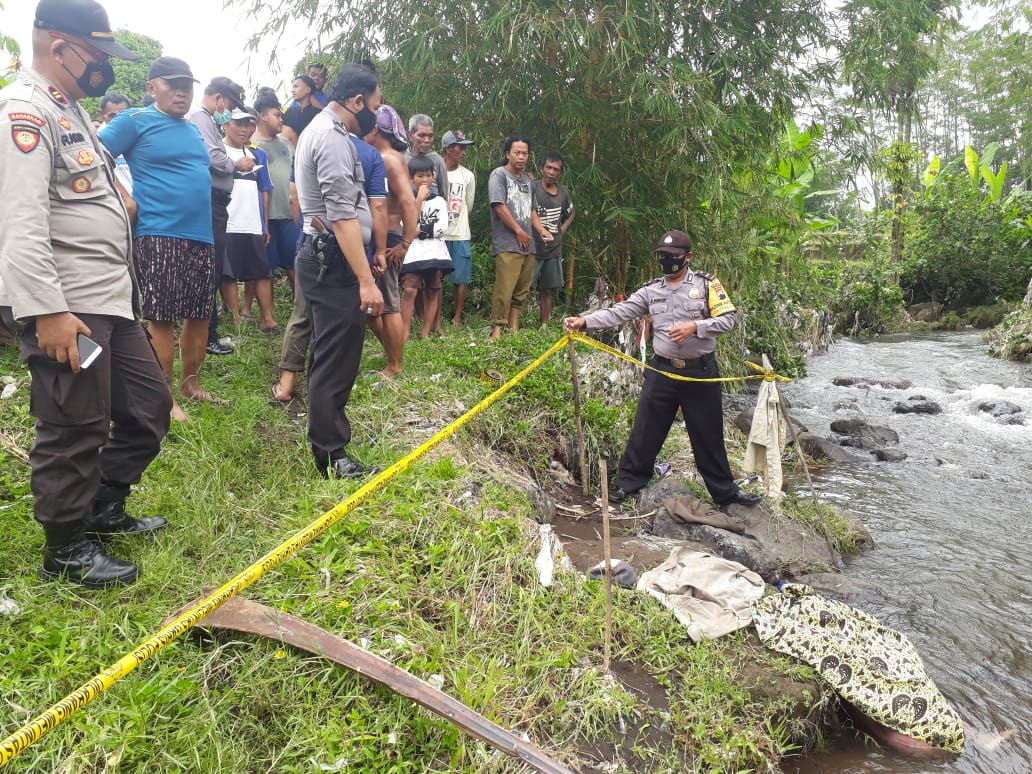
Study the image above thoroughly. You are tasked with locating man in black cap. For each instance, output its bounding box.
[563,230,762,510]
[188,76,250,357]
[0,0,173,588]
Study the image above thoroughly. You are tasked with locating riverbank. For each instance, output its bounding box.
[782,330,1032,774]
[1,314,870,772]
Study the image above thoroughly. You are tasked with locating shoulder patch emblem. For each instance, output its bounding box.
[71,176,92,194]
[8,112,46,127]
[47,86,70,107]
[77,149,95,166]
[11,126,40,153]
[707,277,736,317]
[58,116,72,130]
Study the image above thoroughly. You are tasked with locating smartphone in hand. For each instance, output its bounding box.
[77,333,103,369]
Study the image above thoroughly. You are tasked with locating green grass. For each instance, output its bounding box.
[0,291,827,773]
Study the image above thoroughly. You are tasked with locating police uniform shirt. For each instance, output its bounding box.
[0,69,133,322]
[293,107,371,245]
[583,271,737,361]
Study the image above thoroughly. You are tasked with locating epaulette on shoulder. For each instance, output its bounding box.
[694,270,715,281]
[0,77,36,103]
[641,276,664,288]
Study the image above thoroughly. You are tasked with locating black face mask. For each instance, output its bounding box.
[343,103,377,138]
[63,44,116,98]
[657,253,688,275]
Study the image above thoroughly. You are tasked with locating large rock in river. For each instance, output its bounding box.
[892,395,942,415]
[832,376,913,390]
[977,400,1024,425]
[734,406,807,437]
[795,432,865,463]
[831,418,899,449]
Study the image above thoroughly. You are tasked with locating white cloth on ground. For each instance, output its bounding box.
[636,547,765,642]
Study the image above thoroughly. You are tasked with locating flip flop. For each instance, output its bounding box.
[260,325,282,334]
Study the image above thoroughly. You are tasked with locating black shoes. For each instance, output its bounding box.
[39,537,139,589]
[206,339,234,356]
[719,491,763,508]
[315,452,379,480]
[608,486,634,504]
[85,499,169,539]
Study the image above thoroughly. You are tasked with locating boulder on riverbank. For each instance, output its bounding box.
[907,302,944,322]
[641,483,843,582]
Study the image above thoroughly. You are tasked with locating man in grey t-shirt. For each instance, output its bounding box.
[487,134,549,340]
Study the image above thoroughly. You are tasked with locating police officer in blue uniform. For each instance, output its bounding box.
[564,230,762,509]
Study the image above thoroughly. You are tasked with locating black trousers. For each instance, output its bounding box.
[616,355,738,504]
[295,238,365,460]
[20,314,171,526]
[209,190,231,340]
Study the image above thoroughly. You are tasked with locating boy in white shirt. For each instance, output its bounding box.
[399,156,452,340]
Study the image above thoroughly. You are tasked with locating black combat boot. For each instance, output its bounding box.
[39,525,138,589]
[85,482,169,539]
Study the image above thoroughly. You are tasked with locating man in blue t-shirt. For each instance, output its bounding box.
[100,56,220,421]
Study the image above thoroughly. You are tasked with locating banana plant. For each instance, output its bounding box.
[923,143,1008,204]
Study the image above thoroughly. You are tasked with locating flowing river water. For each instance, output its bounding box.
[779,330,1031,774]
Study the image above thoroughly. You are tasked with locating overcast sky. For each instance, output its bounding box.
[3,0,310,101]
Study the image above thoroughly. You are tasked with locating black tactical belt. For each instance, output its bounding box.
[654,353,710,370]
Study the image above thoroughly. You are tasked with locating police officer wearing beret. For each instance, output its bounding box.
[564,230,762,509]
[0,0,172,588]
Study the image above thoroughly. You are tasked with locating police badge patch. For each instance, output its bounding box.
[77,149,95,166]
[8,111,45,153]
[71,176,92,193]
[11,125,40,153]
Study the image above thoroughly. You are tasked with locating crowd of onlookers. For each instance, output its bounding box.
[82,58,575,419]
[0,0,583,589]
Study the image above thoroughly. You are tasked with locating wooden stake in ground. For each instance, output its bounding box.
[776,397,838,563]
[599,458,613,673]
[567,337,589,495]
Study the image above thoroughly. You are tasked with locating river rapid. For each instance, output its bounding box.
[781,330,1031,774]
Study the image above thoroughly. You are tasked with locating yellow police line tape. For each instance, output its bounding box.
[0,332,790,766]
[0,337,571,767]
[566,331,792,383]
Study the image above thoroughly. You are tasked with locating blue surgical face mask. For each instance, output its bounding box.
[214,109,233,125]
